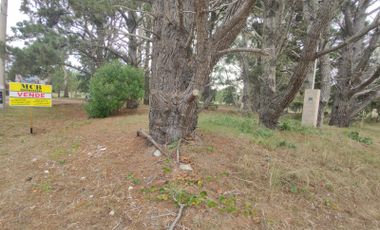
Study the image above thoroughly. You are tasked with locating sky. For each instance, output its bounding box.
[6,0,27,35]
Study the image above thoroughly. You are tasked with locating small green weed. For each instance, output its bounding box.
[34,181,53,192]
[162,166,172,174]
[218,195,237,213]
[348,131,372,145]
[143,182,239,214]
[168,140,179,150]
[279,119,319,134]
[50,148,67,161]
[126,173,141,185]
[254,128,274,138]
[290,184,298,194]
[276,140,296,149]
[71,142,80,150]
[57,159,66,165]
[206,146,214,152]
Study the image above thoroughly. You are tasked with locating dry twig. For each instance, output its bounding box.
[137,129,167,156]
[168,204,186,230]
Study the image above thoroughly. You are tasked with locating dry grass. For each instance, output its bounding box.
[0,101,379,229]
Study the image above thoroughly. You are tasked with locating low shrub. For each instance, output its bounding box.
[85,61,144,118]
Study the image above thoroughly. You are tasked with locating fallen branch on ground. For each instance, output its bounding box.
[230,175,261,190]
[151,212,176,219]
[168,204,186,230]
[231,175,254,184]
[137,129,167,156]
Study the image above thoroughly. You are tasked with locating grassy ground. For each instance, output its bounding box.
[0,100,379,229]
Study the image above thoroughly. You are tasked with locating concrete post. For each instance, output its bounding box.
[301,89,321,127]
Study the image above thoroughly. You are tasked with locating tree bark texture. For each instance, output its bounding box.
[302,0,318,90]
[240,58,251,113]
[142,14,152,105]
[317,29,332,127]
[150,0,256,143]
[329,2,380,127]
[63,67,69,98]
[259,0,340,128]
[316,49,332,127]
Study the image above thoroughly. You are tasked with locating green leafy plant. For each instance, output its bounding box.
[126,173,141,185]
[85,61,144,118]
[218,195,237,213]
[279,119,319,134]
[277,140,296,149]
[162,166,172,174]
[348,131,372,145]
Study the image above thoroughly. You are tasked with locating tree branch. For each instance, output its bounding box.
[349,91,380,119]
[218,47,270,56]
[122,31,153,42]
[209,0,239,12]
[211,0,255,45]
[168,204,186,230]
[114,4,155,18]
[64,63,91,75]
[352,84,380,98]
[315,12,380,58]
[137,129,168,157]
[350,64,380,96]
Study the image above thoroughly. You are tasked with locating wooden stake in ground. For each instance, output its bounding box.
[137,129,167,156]
[29,107,33,134]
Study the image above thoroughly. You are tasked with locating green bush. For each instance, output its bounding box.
[85,61,144,118]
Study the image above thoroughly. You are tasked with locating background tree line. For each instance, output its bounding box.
[6,0,380,143]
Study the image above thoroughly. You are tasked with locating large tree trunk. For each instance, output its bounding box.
[149,0,256,143]
[302,0,318,90]
[257,0,281,124]
[329,44,354,127]
[317,51,332,127]
[240,54,256,113]
[63,67,69,98]
[126,11,138,67]
[143,34,151,105]
[143,36,151,105]
[329,89,352,127]
[328,2,380,127]
[143,70,150,105]
[259,0,339,128]
[250,59,262,112]
[329,1,380,127]
[317,29,332,127]
[149,1,197,144]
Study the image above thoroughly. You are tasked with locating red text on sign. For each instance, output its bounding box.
[17,92,46,98]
